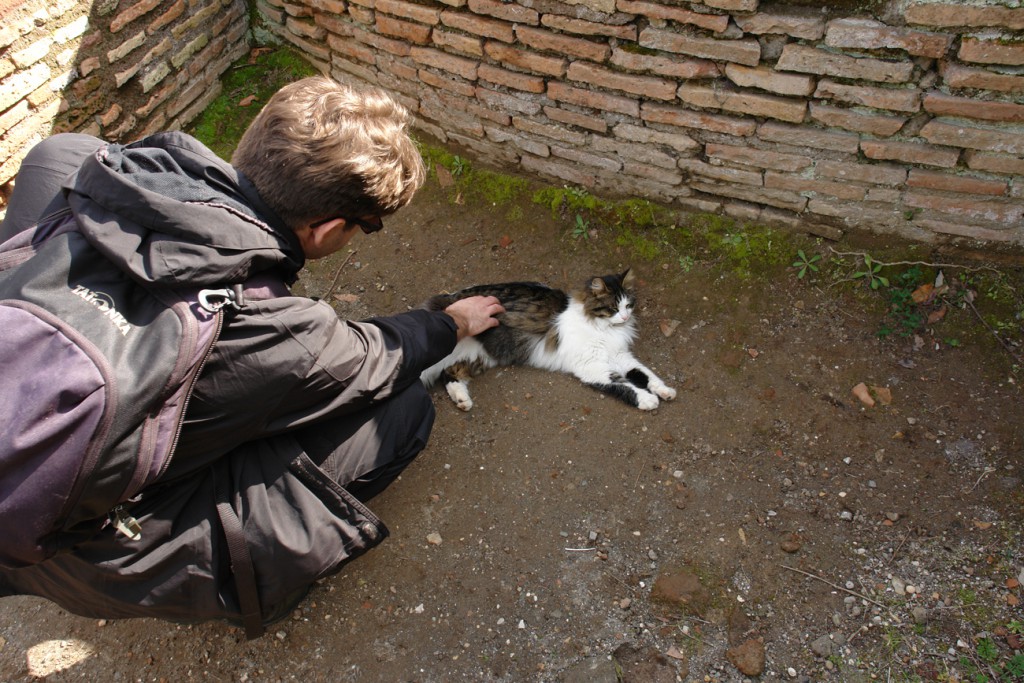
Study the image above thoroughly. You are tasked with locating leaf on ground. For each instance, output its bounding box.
[334,293,360,303]
[498,235,513,248]
[747,347,759,359]
[659,319,681,337]
[238,94,257,107]
[927,306,947,324]
[666,645,687,661]
[973,520,993,529]
[911,283,934,304]
[248,47,273,64]
[436,165,454,188]
[852,382,875,407]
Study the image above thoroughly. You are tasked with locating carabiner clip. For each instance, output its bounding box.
[198,288,240,312]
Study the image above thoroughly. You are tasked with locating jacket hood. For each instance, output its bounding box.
[63,132,304,287]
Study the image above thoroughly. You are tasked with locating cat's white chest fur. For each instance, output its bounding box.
[530,300,636,375]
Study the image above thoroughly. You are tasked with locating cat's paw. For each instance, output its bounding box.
[636,393,660,411]
[654,385,676,401]
[446,382,474,411]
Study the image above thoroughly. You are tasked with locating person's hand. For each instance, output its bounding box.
[444,296,504,340]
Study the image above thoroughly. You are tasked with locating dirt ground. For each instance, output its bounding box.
[1,158,1022,683]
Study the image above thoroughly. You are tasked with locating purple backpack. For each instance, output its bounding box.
[0,209,281,569]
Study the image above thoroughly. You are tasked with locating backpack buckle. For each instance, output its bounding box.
[198,288,240,312]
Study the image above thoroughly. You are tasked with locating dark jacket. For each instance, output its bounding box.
[0,133,456,630]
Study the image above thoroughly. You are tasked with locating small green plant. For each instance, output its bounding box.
[1005,653,1024,678]
[678,255,695,273]
[792,250,821,279]
[977,637,999,664]
[1008,620,1024,635]
[853,253,890,290]
[451,155,469,178]
[571,214,591,240]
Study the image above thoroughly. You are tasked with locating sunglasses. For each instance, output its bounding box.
[310,215,384,234]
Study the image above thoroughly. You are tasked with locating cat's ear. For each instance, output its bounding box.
[589,277,607,294]
[620,268,635,287]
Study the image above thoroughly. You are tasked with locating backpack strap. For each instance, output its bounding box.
[214,474,264,640]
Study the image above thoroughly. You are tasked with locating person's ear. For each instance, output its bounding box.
[295,217,347,258]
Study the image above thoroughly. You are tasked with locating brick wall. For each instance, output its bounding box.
[258,0,1024,246]
[0,0,250,203]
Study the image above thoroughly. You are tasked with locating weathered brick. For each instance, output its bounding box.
[861,139,960,168]
[940,63,1024,94]
[734,10,824,40]
[308,0,345,13]
[758,121,859,153]
[680,158,762,186]
[0,58,15,81]
[640,27,760,67]
[377,0,440,24]
[724,63,814,96]
[809,103,907,136]
[0,100,31,134]
[777,44,914,83]
[140,61,171,93]
[691,181,808,212]
[377,15,431,43]
[410,46,477,80]
[287,16,325,41]
[467,0,538,25]
[329,33,377,62]
[904,191,1024,224]
[0,62,50,111]
[924,92,1024,124]
[814,78,920,113]
[355,26,413,56]
[907,169,1007,196]
[419,68,474,96]
[514,114,589,145]
[824,18,951,58]
[110,0,162,33]
[905,3,1024,31]
[614,122,700,154]
[807,199,908,230]
[815,160,907,186]
[441,11,514,42]
[610,49,719,80]
[542,14,635,40]
[517,26,609,63]
[485,125,548,156]
[484,42,565,77]
[476,84,541,115]
[959,37,1024,67]
[107,30,147,63]
[318,14,356,37]
[642,102,757,136]
[548,81,638,117]
[765,171,866,201]
[561,0,616,13]
[592,135,677,169]
[703,0,757,12]
[282,31,330,61]
[542,105,607,133]
[616,0,728,32]
[522,153,597,187]
[964,150,1024,176]
[918,218,1018,243]
[550,144,621,173]
[433,28,483,56]
[920,118,1024,155]
[172,2,221,38]
[618,160,682,186]
[677,83,806,123]
[348,5,374,24]
[478,63,544,93]
[172,33,210,69]
[567,61,675,101]
[708,142,812,172]
[148,0,186,32]
[13,37,53,68]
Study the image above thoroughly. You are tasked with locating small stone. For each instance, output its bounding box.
[788,667,797,678]
[726,639,765,676]
[839,510,854,521]
[912,606,930,624]
[780,539,802,553]
[426,532,443,545]
[275,631,287,640]
[810,634,835,657]
[886,512,900,522]
[620,598,632,610]
[892,578,906,594]
[648,549,659,561]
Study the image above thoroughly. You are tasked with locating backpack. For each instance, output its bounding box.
[0,209,284,570]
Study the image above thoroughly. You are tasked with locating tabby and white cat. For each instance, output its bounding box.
[420,269,676,411]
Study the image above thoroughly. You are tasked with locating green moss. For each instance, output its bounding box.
[188,47,317,160]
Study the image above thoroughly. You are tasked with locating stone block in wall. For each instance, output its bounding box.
[377,15,432,44]
[809,103,907,136]
[478,63,544,93]
[355,26,413,56]
[958,37,1024,67]
[0,62,50,111]
[467,0,538,25]
[516,26,609,63]
[484,42,566,76]
[939,63,1024,94]
[613,122,700,154]
[610,49,719,80]
[814,78,920,113]
[920,118,1024,155]
[677,83,806,124]
[567,61,675,101]
[420,67,474,97]
[765,170,866,201]
[377,0,442,25]
[287,17,326,41]
[905,3,1024,31]
[924,92,1024,124]
[690,181,807,212]
[475,84,541,116]
[12,36,53,67]
[522,153,598,187]
[757,121,859,154]
[107,31,147,63]
[860,139,960,168]
[550,144,621,173]
[919,218,1019,245]
[907,169,1008,197]
[327,32,375,63]
[513,115,589,145]
[542,105,608,133]
[548,80,638,117]
[733,9,824,40]
[904,191,1024,226]
[777,44,914,84]
[615,0,728,33]
[591,135,677,169]
[815,159,907,186]
[642,101,756,136]
[679,158,762,186]
[559,0,616,16]
[441,11,515,43]
[433,28,484,56]
[701,0,757,12]
[723,63,814,97]
[639,27,760,67]
[824,18,952,59]
[964,150,1024,176]
[707,142,812,172]
[484,125,550,157]
[621,159,683,185]
[110,0,163,33]
[411,46,478,80]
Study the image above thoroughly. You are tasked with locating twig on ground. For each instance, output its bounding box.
[780,564,887,609]
[964,297,1023,365]
[888,528,914,565]
[323,249,357,302]
[968,466,997,493]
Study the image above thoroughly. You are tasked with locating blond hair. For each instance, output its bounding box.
[232,76,425,229]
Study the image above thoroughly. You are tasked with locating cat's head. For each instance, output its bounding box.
[580,268,636,326]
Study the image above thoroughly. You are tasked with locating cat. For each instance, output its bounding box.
[420,269,676,411]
